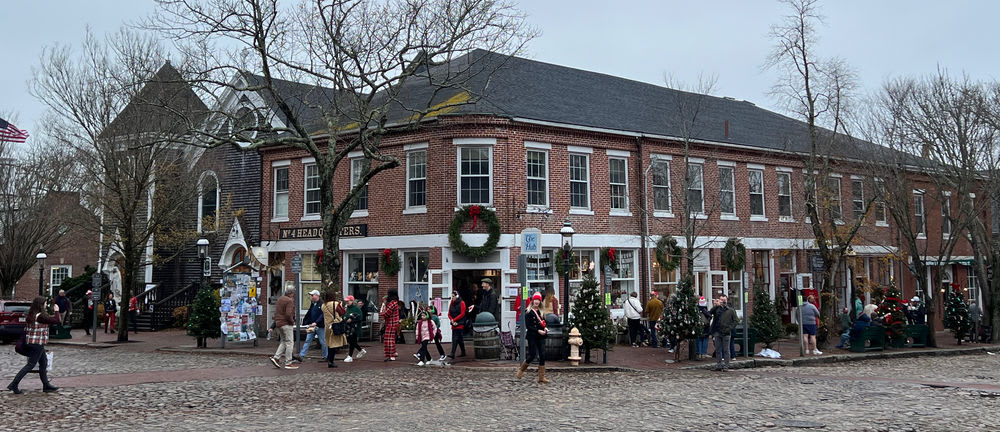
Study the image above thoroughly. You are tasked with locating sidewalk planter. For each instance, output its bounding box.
[904,324,930,348]
[849,326,886,352]
[401,330,416,345]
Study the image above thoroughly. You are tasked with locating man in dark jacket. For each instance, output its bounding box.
[55,290,71,325]
[710,296,738,371]
[475,278,500,322]
[297,290,327,361]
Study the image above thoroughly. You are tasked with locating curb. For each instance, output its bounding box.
[680,345,1000,370]
[48,340,118,349]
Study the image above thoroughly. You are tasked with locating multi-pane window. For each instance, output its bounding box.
[347,253,379,313]
[851,179,865,221]
[526,150,548,207]
[825,176,842,221]
[968,266,980,304]
[652,261,679,298]
[407,150,426,208]
[351,158,368,211]
[718,166,735,215]
[50,266,71,291]
[273,166,289,219]
[609,158,628,211]
[199,173,218,231]
[942,195,951,236]
[652,160,670,212]
[686,163,704,214]
[569,154,590,209]
[403,251,429,304]
[777,172,793,219]
[914,192,926,236]
[752,250,770,288]
[749,168,765,217]
[459,147,491,205]
[304,164,320,215]
[873,178,888,225]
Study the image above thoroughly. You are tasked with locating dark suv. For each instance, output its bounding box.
[0,300,31,343]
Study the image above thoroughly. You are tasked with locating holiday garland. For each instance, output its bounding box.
[380,248,401,276]
[654,235,682,273]
[448,205,501,259]
[721,237,747,273]
[600,247,619,274]
[554,250,578,276]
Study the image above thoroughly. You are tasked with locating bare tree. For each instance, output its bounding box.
[31,29,206,341]
[148,0,534,290]
[766,0,874,344]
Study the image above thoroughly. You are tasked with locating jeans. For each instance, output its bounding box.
[627,318,643,345]
[417,340,431,362]
[299,327,328,359]
[838,331,850,348]
[450,330,466,357]
[129,311,139,334]
[713,333,732,369]
[273,325,294,364]
[648,321,659,348]
[696,336,709,355]
[9,344,52,390]
[524,337,546,365]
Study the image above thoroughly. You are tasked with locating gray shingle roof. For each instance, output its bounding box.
[102,63,209,140]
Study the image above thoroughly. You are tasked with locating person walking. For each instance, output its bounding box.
[448,294,467,359]
[515,293,550,383]
[644,292,664,348]
[414,310,438,366]
[969,301,983,343]
[269,288,297,370]
[540,287,559,318]
[103,292,118,333]
[624,292,644,347]
[128,296,140,334]
[54,290,71,326]
[298,290,327,362]
[800,295,822,355]
[84,290,94,336]
[342,296,366,362]
[322,291,347,368]
[379,290,401,361]
[696,296,711,360]
[427,305,447,362]
[710,296,738,371]
[7,297,61,394]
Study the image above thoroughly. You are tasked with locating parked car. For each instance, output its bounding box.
[0,300,31,344]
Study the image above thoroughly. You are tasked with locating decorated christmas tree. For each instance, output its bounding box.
[570,273,616,363]
[749,281,783,349]
[187,284,221,348]
[658,275,700,361]
[878,284,907,345]
[943,285,970,344]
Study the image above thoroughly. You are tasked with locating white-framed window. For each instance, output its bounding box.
[459,146,492,206]
[300,253,322,311]
[610,249,638,314]
[652,159,671,212]
[402,251,429,304]
[914,192,926,237]
[687,162,704,214]
[968,266,980,304]
[525,250,556,310]
[569,153,590,209]
[609,157,629,212]
[304,164,320,216]
[825,176,843,221]
[526,149,549,208]
[651,260,679,298]
[749,168,765,218]
[874,178,888,226]
[407,150,427,209]
[273,166,289,220]
[347,252,380,310]
[777,171,793,220]
[718,165,735,216]
[50,265,71,291]
[727,269,744,312]
[198,171,219,232]
[567,249,597,317]
[350,158,369,212]
[851,179,865,221]
[942,195,952,237]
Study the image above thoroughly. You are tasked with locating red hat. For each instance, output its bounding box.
[345,295,355,302]
[531,293,543,301]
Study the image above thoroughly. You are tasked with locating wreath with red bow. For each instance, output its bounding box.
[380,248,401,276]
[448,205,501,259]
[600,247,619,274]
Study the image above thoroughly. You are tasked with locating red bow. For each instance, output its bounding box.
[383,248,392,259]
[317,249,323,265]
[469,205,482,230]
[608,248,616,261]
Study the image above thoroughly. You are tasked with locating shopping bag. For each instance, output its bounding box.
[46,351,53,372]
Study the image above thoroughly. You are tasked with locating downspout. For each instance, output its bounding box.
[638,136,651,303]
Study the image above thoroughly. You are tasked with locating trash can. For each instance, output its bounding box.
[543,314,564,361]
[472,312,500,360]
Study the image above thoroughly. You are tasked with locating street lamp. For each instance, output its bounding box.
[36,250,47,297]
[560,219,574,323]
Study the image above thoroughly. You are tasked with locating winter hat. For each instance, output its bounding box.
[86,290,93,295]
[345,295,355,302]
[531,293,543,301]
[698,296,707,307]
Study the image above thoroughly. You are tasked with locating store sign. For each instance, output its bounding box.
[279,224,368,239]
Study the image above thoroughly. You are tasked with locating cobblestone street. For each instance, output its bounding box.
[2,345,999,431]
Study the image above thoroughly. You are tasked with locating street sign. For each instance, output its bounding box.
[202,257,212,277]
[91,273,102,301]
[520,228,542,255]
[290,254,303,274]
[811,254,825,271]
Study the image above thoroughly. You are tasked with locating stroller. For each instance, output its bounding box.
[499,321,518,360]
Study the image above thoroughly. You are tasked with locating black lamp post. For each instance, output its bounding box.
[36,250,47,297]
[560,219,574,323]
[197,238,210,286]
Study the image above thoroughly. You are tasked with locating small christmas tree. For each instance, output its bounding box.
[570,273,616,363]
[187,284,221,348]
[878,284,906,345]
[658,275,700,361]
[749,281,783,349]
[943,285,970,344]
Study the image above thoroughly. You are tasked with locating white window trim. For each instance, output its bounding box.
[777,171,793,222]
[456,145,494,206]
[526,148,550,210]
[747,163,765,171]
[404,142,429,151]
[569,153,591,211]
[606,149,631,158]
[654,211,675,218]
[351,209,370,218]
[271,159,290,167]
[302,163,320,219]
[686,157,706,164]
[406,149,428,212]
[197,171,220,233]
[566,145,593,154]
[942,195,952,239]
[775,166,793,172]
[716,160,736,167]
[301,156,315,164]
[50,265,72,290]
[828,176,843,223]
[914,192,927,239]
[453,137,497,146]
[718,165,736,217]
[749,167,766,219]
[272,165,289,222]
[651,158,671,214]
[721,214,740,221]
[524,141,551,150]
[301,215,321,221]
[650,153,673,161]
[608,156,630,215]
[687,162,705,215]
[350,158,369,216]
[569,208,595,216]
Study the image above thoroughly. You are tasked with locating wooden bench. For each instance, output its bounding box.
[904,324,930,348]
[849,326,886,352]
[732,327,758,357]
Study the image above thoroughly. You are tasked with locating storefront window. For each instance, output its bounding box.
[348,252,380,311]
[403,251,429,305]
[610,249,637,311]
[752,250,770,288]
[727,269,743,311]
[526,251,555,314]
[300,253,321,310]
[566,249,596,319]
[651,260,678,298]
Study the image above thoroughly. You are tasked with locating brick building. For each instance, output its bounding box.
[248,50,987,336]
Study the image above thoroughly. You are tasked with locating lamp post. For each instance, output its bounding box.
[560,219,574,323]
[197,238,210,286]
[36,250,47,297]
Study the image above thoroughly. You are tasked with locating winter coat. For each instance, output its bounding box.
[322,301,347,348]
[274,294,295,328]
[698,306,712,337]
[645,297,664,322]
[449,300,467,330]
[344,304,364,338]
[710,305,738,336]
[524,307,547,340]
[849,313,871,340]
[415,319,437,343]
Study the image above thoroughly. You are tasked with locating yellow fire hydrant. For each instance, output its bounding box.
[567,327,583,366]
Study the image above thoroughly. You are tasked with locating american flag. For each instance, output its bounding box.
[0,117,29,143]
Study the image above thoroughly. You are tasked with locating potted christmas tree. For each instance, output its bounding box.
[187,284,221,348]
[569,273,616,363]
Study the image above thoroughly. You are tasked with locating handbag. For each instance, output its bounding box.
[14,333,28,356]
[331,321,346,335]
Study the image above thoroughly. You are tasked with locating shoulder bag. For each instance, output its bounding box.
[330,302,347,335]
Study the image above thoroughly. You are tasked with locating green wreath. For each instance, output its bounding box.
[380,248,400,276]
[600,247,619,274]
[655,235,682,273]
[448,205,501,259]
[554,250,578,276]
[722,237,746,273]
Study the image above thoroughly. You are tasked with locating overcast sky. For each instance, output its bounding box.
[2,1,998,143]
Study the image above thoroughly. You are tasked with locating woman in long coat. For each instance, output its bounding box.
[379,290,401,361]
[322,291,347,368]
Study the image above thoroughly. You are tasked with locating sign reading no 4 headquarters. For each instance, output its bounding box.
[278,224,367,240]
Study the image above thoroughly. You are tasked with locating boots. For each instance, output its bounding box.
[515,362,528,379]
[537,365,549,384]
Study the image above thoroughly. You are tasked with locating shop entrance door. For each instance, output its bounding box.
[451,269,501,322]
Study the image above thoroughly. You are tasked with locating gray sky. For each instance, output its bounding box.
[3,1,998,143]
